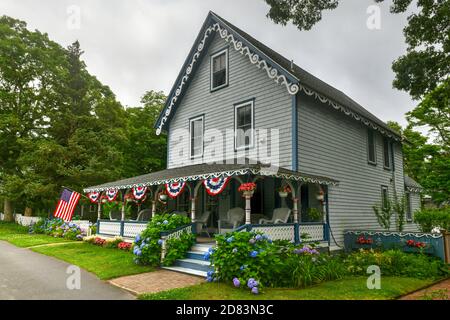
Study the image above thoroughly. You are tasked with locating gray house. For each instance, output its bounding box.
[85,12,422,253]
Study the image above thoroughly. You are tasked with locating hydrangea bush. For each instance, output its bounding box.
[30,218,85,240]
[207,231,346,293]
[133,213,195,266]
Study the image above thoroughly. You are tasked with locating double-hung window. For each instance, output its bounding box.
[211,49,228,91]
[381,186,389,210]
[235,100,254,150]
[189,115,204,158]
[383,137,392,169]
[367,129,376,164]
[405,192,412,222]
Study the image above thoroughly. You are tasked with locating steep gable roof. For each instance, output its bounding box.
[155,11,402,141]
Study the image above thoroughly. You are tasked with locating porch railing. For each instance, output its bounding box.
[97,220,148,239]
[160,223,195,262]
[235,222,329,244]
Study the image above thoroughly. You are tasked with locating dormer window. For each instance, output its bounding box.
[211,48,228,91]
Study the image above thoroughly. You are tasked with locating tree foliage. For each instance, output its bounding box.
[0,16,167,215]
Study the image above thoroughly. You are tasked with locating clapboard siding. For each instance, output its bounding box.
[297,93,418,249]
[167,35,292,169]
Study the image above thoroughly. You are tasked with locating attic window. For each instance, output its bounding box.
[211,48,228,91]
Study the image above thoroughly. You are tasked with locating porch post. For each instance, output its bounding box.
[190,197,196,222]
[120,190,126,221]
[151,200,156,218]
[245,194,252,225]
[97,202,102,221]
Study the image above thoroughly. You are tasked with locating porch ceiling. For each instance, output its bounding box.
[83,161,339,193]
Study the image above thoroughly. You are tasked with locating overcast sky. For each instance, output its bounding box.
[1,0,418,126]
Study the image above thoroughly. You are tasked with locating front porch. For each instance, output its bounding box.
[86,161,338,246]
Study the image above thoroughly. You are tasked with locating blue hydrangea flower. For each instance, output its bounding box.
[240,265,247,271]
[135,234,141,243]
[247,278,258,289]
[136,250,142,256]
[226,236,234,243]
[249,238,256,245]
[206,276,213,282]
[157,222,161,225]
[232,248,238,253]
[158,239,163,245]
[255,234,262,241]
[251,286,259,294]
[208,247,214,253]
[232,278,240,287]
[250,250,258,258]
[203,252,211,261]
[207,270,214,277]
[163,220,168,225]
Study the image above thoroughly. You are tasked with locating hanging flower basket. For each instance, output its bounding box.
[238,183,257,197]
[316,190,324,201]
[277,185,292,198]
[124,193,135,203]
[159,192,168,202]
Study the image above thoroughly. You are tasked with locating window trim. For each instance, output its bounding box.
[210,48,229,92]
[383,137,392,170]
[405,192,413,222]
[234,99,255,151]
[189,115,204,159]
[367,128,377,166]
[381,185,389,210]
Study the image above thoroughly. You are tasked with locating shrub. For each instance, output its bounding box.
[208,231,346,293]
[30,218,85,240]
[414,207,450,232]
[344,249,449,279]
[133,213,193,266]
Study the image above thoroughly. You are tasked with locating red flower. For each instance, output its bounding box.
[118,242,132,251]
[238,183,257,192]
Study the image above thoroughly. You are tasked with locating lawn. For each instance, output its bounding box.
[31,242,154,280]
[139,277,435,300]
[0,221,72,247]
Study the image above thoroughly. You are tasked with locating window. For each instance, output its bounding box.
[405,192,412,222]
[189,115,204,158]
[383,137,391,169]
[367,129,376,164]
[211,49,228,91]
[235,100,254,150]
[381,186,389,210]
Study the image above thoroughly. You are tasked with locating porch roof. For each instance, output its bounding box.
[83,162,339,192]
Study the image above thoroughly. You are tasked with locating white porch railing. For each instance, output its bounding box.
[97,220,148,239]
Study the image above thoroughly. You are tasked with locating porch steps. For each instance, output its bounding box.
[162,242,215,278]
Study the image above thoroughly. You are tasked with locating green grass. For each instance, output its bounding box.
[31,243,154,280]
[139,277,435,300]
[0,221,72,247]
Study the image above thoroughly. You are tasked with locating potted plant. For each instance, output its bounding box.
[307,208,324,222]
[159,191,168,202]
[238,182,257,197]
[277,185,292,198]
[316,189,324,202]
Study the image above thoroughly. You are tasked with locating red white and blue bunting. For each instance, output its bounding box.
[87,191,100,204]
[166,182,186,199]
[132,186,148,201]
[203,177,230,196]
[106,189,119,202]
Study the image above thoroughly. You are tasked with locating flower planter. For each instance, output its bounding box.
[243,190,254,197]
[159,194,168,201]
[278,191,288,198]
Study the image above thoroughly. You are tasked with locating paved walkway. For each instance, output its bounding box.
[0,241,134,300]
[109,269,205,295]
[399,278,450,300]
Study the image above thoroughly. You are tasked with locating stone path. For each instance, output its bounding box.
[109,269,205,295]
[399,278,450,300]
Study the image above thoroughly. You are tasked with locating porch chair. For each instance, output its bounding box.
[109,210,122,221]
[195,211,212,237]
[218,207,245,234]
[258,208,291,224]
[136,209,152,222]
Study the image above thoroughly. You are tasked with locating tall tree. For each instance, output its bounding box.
[0,16,67,220]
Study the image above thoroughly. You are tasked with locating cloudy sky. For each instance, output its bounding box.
[1,0,418,126]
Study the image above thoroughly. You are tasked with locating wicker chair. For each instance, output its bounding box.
[136,209,152,222]
[218,207,245,233]
[195,211,212,237]
[259,208,291,224]
[109,210,122,221]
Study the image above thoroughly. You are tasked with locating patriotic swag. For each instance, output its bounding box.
[203,177,230,196]
[106,188,119,202]
[166,182,186,199]
[132,186,147,200]
[88,191,100,203]
[54,188,81,221]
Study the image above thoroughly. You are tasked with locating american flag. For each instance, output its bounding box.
[54,188,81,221]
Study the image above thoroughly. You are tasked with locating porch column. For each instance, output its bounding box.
[190,197,196,222]
[97,202,102,221]
[293,197,299,223]
[151,200,156,218]
[121,202,126,221]
[245,194,252,225]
